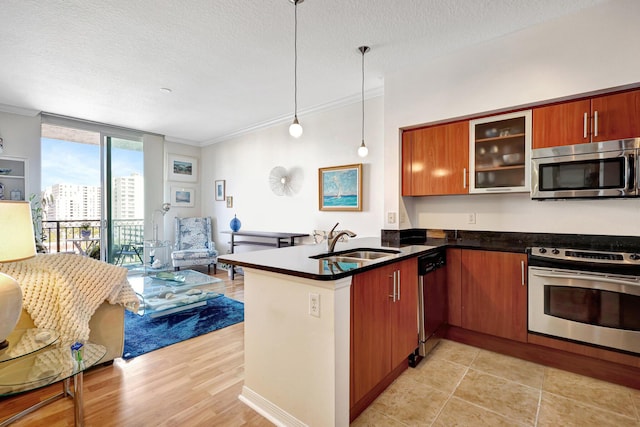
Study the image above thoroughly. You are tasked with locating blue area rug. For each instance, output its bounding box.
[122,296,244,359]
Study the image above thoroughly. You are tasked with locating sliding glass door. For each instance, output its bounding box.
[41,122,144,266]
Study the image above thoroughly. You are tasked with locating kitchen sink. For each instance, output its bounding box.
[310,248,400,262]
[339,250,397,260]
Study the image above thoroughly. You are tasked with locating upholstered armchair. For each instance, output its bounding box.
[171,217,218,274]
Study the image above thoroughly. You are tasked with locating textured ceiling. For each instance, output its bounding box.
[0,0,606,145]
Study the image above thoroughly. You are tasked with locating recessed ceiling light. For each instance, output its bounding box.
[160,87,172,93]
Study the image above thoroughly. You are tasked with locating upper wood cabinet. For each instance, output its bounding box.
[469,110,532,193]
[533,89,640,149]
[402,121,468,196]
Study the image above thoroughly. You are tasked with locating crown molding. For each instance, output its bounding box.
[0,103,41,117]
[200,86,384,146]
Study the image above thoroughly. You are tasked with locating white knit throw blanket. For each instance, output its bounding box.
[0,253,140,343]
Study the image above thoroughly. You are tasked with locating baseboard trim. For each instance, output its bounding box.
[446,326,640,390]
[239,386,307,427]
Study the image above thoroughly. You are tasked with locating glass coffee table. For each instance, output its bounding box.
[0,328,106,427]
[128,269,226,318]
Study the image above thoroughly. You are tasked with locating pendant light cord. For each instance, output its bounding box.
[361,48,365,143]
[293,0,298,119]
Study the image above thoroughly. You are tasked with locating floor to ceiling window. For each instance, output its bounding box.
[40,119,144,266]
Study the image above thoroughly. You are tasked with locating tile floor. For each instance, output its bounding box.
[351,339,640,426]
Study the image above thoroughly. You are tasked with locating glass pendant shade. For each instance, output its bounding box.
[358,141,369,157]
[289,117,303,138]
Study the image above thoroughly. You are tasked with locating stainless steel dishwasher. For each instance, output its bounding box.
[410,250,447,367]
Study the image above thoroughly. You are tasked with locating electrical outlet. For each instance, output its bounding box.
[309,293,320,317]
[387,212,396,224]
[468,213,476,224]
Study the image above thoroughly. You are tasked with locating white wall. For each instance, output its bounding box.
[201,97,384,254]
[384,0,640,236]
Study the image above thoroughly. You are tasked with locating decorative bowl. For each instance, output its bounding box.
[0,168,11,175]
[502,153,523,165]
[484,128,498,138]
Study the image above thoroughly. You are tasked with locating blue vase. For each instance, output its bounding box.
[230,215,241,232]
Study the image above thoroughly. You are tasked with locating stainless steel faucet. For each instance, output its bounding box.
[327,222,357,253]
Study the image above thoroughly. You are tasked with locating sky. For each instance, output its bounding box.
[41,138,143,188]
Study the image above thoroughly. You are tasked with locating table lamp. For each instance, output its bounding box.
[0,201,36,349]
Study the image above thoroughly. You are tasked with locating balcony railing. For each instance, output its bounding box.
[40,219,144,262]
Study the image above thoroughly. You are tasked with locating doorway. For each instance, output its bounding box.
[41,123,144,265]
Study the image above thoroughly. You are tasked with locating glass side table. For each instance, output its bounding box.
[0,329,106,427]
[143,240,172,275]
[0,328,59,364]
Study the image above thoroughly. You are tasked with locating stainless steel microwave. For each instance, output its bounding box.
[531,138,640,199]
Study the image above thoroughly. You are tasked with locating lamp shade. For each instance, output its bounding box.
[0,201,36,262]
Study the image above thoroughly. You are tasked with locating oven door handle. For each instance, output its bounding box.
[531,271,640,296]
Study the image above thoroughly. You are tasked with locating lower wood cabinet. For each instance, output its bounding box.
[350,257,417,411]
[448,249,527,343]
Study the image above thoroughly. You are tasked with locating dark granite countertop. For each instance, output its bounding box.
[218,237,442,281]
[382,229,640,254]
[219,230,640,282]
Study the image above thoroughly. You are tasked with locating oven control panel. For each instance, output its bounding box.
[529,247,640,265]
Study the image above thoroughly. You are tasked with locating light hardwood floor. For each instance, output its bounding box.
[3,267,640,426]
[0,267,272,427]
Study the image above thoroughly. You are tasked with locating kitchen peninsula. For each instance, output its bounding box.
[219,237,437,426]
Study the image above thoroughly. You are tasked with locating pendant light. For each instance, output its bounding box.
[357,46,370,157]
[289,0,304,138]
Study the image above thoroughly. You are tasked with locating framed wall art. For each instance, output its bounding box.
[318,163,362,211]
[226,196,233,208]
[167,153,198,182]
[215,180,225,201]
[171,185,195,207]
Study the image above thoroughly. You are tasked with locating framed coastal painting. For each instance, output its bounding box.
[167,153,198,182]
[318,163,362,211]
[171,186,195,207]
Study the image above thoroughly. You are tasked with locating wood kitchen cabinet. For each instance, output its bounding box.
[446,248,462,327]
[469,110,532,193]
[402,121,468,196]
[460,250,528,343]
[533,89,640,149]
[350,257,417,411]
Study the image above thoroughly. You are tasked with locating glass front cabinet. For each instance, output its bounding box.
[469,110,531,193]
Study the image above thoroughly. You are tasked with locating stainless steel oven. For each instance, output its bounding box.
[531,138,640,199]
[528,247,640,354]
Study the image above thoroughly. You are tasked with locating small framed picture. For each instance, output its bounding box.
[167,153,198,182]
[226,196,233,208]
[215,180,225,201]
[171,186,195,207]
[318,163,363,211]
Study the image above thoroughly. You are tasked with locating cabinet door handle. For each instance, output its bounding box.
[594,110,599,138]
[396,270,401,301]
[389,272,396,302]
[463,168,467,189]
[583,112,588,139]
[521,260,525,286]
